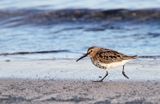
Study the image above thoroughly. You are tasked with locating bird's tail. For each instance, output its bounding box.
[130,55,138,59]
[125,55,138,60]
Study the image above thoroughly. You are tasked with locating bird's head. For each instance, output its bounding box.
[76,46,100,62]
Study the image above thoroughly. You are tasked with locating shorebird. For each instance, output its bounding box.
[76,46,137,82]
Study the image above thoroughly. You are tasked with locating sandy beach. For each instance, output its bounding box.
[0,58,159,104]
[0,0,160,103]
[0,79,160,104]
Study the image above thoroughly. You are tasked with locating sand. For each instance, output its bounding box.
[0,58,160,80]
[0,58,160,104]
[0,79,160,104]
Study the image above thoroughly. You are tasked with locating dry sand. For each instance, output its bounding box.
[0,58,160,104]
[0,79,160,104]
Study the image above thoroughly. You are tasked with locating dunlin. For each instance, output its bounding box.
[76,46,137,82]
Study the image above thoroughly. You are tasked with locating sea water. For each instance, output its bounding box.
[0,0,160,60]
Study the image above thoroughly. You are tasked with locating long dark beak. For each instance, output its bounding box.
[76,53,89,62]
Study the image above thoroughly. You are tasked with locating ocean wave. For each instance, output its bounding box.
[0,50,70,56]
[0,8,160,27]
[1,49,160,59]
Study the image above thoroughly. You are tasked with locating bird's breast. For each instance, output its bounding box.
[91,59,131,69]
[91,59,107,69]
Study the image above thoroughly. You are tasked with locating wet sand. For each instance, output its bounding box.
[0,59,160,104]
[0,59,160,80]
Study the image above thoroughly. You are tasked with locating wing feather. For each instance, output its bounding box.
[94,48,129,64]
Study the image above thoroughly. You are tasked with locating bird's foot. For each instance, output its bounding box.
[92,79,103,82]
[122,71,129,79]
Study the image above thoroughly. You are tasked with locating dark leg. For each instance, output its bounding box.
[93,71,108,82]
[122,65,129,79]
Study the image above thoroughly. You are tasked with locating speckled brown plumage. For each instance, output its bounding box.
[76,46,137,82]
[92,48,136,64]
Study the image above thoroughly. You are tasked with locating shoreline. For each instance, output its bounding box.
[0,58,160,80]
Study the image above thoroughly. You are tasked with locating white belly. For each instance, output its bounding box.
[99,60,131,69]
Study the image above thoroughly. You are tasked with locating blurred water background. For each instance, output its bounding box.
[0,0,160,60]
